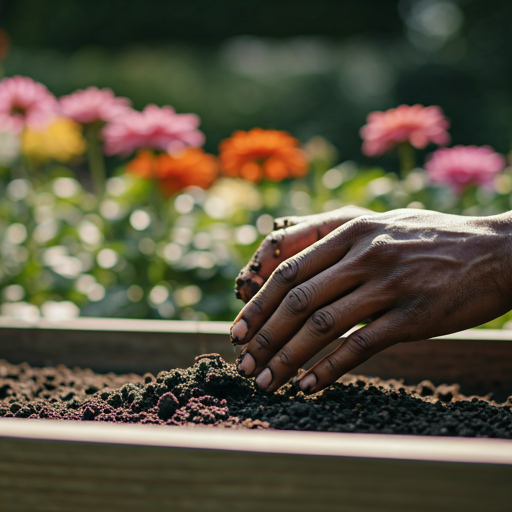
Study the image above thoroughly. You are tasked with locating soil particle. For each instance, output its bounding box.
[1,355,512,437]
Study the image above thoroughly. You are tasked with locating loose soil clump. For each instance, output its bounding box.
[1,355,511,437]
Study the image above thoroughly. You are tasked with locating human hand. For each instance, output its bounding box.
[231,208,512,394]
[235,206,375,302]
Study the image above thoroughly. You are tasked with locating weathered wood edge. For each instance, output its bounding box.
[0,316,233,334]
[1,418,512,466]
[1,316,511,341]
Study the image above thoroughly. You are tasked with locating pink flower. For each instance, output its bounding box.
[0,75,59,132]
[102,104,205,156]
[425,145,506,192]
[60,87,132,125]
[360,104,450,157]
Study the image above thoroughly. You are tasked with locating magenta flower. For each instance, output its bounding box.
[360,104,450,157]
[60,87,132,125]
[425,145,506,192]
[102,104,205,156]
[0,75,59,132]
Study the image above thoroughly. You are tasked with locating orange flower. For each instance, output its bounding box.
[126,149,155,180]
[126,148,219,196]
[219,128,308,182]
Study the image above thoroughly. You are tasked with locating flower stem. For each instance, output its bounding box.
[85,123,106,197]
[397,141,416,178]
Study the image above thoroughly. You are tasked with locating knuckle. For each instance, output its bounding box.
[264,230,283,246]
[254,331,272,351]
[325,352,343,376]
[357,234,397,265]
[276,347,294,368]
[370,234,394,249]
[274,258,300,284]
[366,234,395,256]
[346,331,373,357]
[247,295,264,315]
[345,215,375,236]
[284,285,310,313]
[401,297,434,323]
[308,309,336,335]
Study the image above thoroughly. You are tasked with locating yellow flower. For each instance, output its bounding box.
[22,117,87,163]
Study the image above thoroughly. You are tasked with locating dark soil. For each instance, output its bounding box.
[1,354,512,437]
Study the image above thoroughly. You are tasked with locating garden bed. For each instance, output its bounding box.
[1,354,512,437]
[1,318,512,512]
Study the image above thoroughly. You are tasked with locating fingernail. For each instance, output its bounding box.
[255,368,273,390]
[231,319,248,343]
[299,373,317,392]
[238,353,255,376]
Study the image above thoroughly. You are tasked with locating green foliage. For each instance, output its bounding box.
[2,144,512,328]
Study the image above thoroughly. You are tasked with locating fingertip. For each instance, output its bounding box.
[255,367,273,390]
[238,352,256,376]
[299,372,317,394]
[235,272,264,302]
[230,318,248,345]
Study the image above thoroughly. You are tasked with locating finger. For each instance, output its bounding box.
[235,207,374,302]
[231,224,358,345]
[235,223,320,302]
[297,311,411,394]
[245,284,389,392]
[231,215,376,345]
[236,254,367,366]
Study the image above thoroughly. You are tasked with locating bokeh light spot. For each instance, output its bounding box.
[53,177,81,198]
[97,248,119,269]
[6,179,30,200]
[235,225,258,245]
[322,168,344,189]
[174,194,195,214]
[174,285,202,307]
[127,285,144,302]
[149,285,169,305]
[256,214,274,235]
[106,177,127,196]
[6,223,27,245]
[130,209,151,230]
[3,284,25,302]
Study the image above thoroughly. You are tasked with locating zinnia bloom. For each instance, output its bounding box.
[219,128,308,182]
[0,75,59,132]
[22,117,87,163]
[127,148,219,196]
[60,87,132,125]
[425,145,506,193]
[102,104,205,156]
[360,104,450,157]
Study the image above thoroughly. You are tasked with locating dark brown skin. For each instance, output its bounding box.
[231,206,512,394]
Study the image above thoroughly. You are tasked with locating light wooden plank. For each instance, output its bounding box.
[1,315,511,340]
[0,419,511,512]
[0,316,233,334]
[1,418,512,465]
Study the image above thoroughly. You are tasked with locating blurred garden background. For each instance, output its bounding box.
[0,0,512,326]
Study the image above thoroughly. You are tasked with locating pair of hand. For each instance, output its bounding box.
[230,206,512,394]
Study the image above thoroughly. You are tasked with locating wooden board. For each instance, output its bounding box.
[1,317,512,398]
[1,419,512,512]
[1,319,512,511]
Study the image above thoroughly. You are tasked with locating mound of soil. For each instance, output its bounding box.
[1,355,511,437]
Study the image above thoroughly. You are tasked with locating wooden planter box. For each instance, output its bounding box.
[1,317,512,512]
